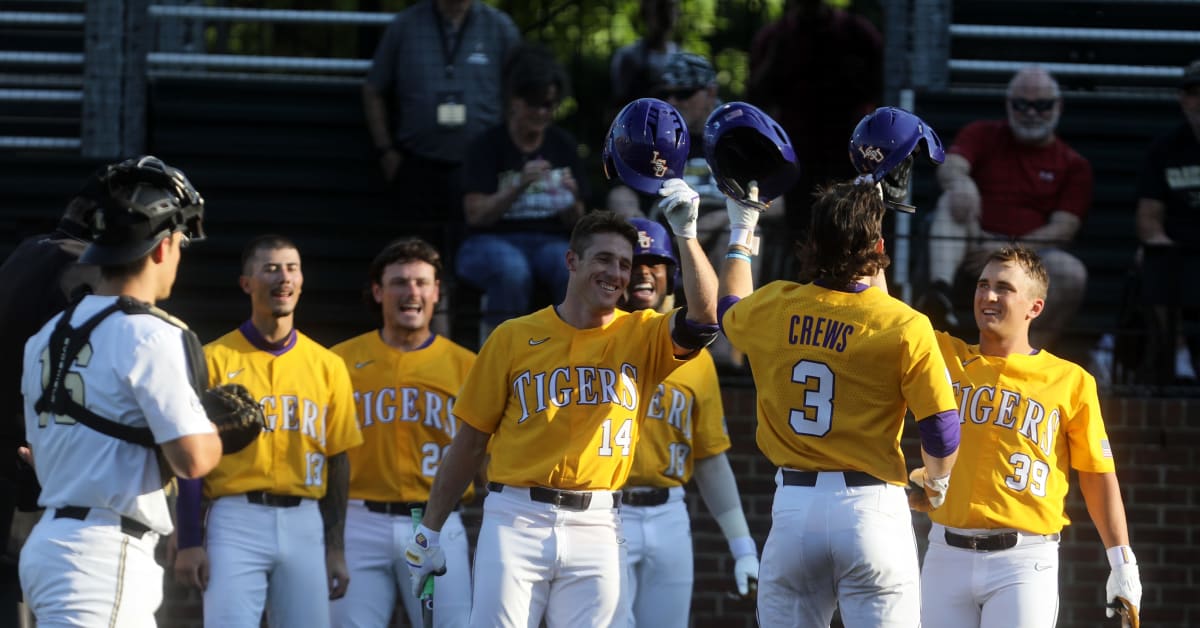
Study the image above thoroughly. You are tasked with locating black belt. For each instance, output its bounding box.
[54,506,151,539]
[364,500,428,516]
[487,482,620,512]
[245,491,302,508]
[781,469,885,487]
[621,487,671,507]
[944,530,1060,552]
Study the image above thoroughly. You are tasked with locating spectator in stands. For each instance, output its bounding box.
[362,0,520,242]
[920,66,1092,350]
[456,43,587,341]
[610,0,679,110]
[1132,58,1200,384]
[747,0,882,238]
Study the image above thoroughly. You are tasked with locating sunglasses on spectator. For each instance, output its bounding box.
[1008,98,1057,113]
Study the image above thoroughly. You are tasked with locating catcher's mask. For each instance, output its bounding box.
[78,155,205,265]
[628,217,677,293]
[702,101,799,205]
[849,106,944,213]
[603,98,690,195]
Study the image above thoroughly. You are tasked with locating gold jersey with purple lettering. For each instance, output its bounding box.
[932,332,1115,534]
[331,332,476,503]
[202,329,363,499]
[723,281,957,485]
[627,348,730,487]
[454,306,684,491]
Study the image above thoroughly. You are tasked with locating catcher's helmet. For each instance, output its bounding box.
[79,155,205,265]
[603,98,690,195]
[702,101,798,204]
[629,217,677,292]
[848,106,944,212]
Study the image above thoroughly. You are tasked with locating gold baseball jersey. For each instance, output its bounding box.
[202,327,363,499]
[627,348,730,488]
[931,332,1116,534]
[455,306,685,491]
[723,281,957,485]
[330,332,477,503]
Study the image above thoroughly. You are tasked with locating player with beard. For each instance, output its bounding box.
[616,218,757,626]
[173,235,363,628]
[918,66,1092,349]
[329,238,477,628]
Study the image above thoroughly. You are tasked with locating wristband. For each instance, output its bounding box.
[415,523,441,547]
[728,228,760,256]
[726,251,753,264]
[1107,545,1136,568]
[728,535,757,560]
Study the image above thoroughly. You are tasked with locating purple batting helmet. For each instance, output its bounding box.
[702,101,799,204]
[849,106,944,212]
[629,217,677,292]
[603,98,690,195]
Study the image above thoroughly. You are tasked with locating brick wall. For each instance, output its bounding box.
[156,391,1200,627]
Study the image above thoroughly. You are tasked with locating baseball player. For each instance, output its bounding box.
[173,234,363,628]
[18,156,222,625]
[405,185,720,626]
[617,217,758,626]
[919,246,1142,628]
[329,238,477,628]
[718,176,961,626]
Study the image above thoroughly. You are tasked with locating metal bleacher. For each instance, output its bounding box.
[906,0,1200,367]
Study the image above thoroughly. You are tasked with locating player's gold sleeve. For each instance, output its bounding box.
[690,350,731,461]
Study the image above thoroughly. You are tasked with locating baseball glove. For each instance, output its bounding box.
[201,383,265,454]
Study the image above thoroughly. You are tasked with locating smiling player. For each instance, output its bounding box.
[173,235,363,628]
[330,238,477,628]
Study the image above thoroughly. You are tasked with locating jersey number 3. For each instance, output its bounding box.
[789,360,834,437]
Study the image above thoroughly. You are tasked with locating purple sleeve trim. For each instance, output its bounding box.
[176,478,204,549]
[918,410,961,458]
[716,295,741,332]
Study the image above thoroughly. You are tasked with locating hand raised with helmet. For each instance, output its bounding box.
[656,178,700,239]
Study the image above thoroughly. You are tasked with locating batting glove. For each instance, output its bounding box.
[1106,547,1141,626]
[656,178,700,239]
[733,554,760,598]
[726,197,761,254]
[405,524,447,598]
[907,467,951,512]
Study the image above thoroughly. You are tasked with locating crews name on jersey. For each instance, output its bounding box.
[352,387,459,437]
[512,363,639,423]
[950,381,1060,457]
[259,394,328,442]
[644,382,694,440]
[788,315,855,352]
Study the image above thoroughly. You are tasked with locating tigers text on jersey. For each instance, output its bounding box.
[627,348,729,487]
[932,332,1115,534]
[455,306,685,491]
[21,295,215,534]
[330,332,476,503]
[723,281,957,485]
[202,326,362,500]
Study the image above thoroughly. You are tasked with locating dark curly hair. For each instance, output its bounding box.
[796,182,890,286]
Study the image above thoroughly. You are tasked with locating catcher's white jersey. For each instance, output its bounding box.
[21,295,215,534]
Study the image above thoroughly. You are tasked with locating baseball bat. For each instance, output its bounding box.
[411,507,435,628]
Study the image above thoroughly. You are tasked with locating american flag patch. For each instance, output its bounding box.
[1100,439,1113,458]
